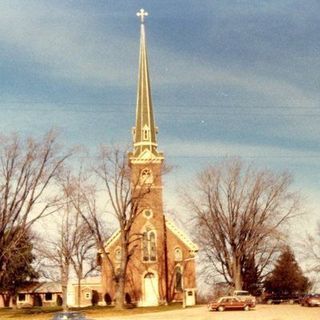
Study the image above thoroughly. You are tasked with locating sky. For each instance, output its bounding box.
[1,1,320,239]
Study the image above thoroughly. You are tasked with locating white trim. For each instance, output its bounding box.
[104,229,121,250]
[130,148,164,162]
[165,219,198,253]
[133,142,158,147]
[130,158,163,164]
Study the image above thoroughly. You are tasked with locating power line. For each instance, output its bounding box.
[0,101,319,109]
[1,106,320,117]
[74,154,320,160]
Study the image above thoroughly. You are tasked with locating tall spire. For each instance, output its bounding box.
[130,9,163,163]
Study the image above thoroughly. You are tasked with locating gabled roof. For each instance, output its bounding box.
[165,219,199,253]
[104,217,198,253]
[104,229,121,251]
[19,282,61,293]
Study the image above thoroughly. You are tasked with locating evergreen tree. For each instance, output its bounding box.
[242,254,261,295]
[264,247,310,294]
[0,229,38,307]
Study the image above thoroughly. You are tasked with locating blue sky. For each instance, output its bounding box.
[1,1,320,234]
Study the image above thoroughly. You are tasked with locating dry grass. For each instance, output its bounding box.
[0,303,186,320]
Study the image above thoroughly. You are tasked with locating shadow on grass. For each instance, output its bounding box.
[0,303,195,319]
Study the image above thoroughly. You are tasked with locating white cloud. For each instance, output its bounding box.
[164,140,320,164]
[0,2,137,87]
[152,46,318,108]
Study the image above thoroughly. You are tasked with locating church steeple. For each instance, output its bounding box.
[130,9,163,163]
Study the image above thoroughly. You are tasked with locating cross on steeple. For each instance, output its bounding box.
[137,8,148,23]
[130,9,163,163]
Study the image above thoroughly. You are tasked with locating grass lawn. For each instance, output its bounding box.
[0,303,187,320]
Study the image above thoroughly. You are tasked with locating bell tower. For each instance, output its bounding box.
[127,9,168,306]
[128,8,165,225]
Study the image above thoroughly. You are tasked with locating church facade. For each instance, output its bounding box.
[101,10,198,307]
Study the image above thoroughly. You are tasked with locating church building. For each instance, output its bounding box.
[101,9,198,307]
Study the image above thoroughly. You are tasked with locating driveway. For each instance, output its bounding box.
[99,304,320,320]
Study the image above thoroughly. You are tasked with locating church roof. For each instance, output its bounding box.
[165,219,199,253]
[130,9,163,162]
[104,228,121,251]
[104,217,198,253]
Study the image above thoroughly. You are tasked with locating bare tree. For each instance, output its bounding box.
[70,222,97,308]
[300,221,320,275]
[95,146,152,309]
[37,208,76,311]
[37,195,97,310]
[60,165,110,305]
[0,131,71,287]
[184,158,300,291]
[65,146,165,309]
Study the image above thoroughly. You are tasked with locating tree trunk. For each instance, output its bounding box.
[114,276,125,310]
[77,277,81,308]
[114,234,129,310]
[61,262,69,311]
[232,258,243,290]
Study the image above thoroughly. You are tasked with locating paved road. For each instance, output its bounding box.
[99,304,320,320]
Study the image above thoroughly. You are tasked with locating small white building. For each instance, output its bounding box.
[67,276,104,307]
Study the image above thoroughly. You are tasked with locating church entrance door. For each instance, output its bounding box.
[143,272,158,306]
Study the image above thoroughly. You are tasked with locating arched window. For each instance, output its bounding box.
[142,228,157,262]
[114,247,121,262]
[142,232,149,261]
[140,168,153,184]
[149,232,156,261]
[174,247,183,261]
[143,125,150,141]
[175,266,183,292]
[145,272,155,279]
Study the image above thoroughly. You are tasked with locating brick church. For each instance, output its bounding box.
[101,9,198,307]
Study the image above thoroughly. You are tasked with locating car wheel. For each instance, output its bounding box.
[218,306,225,312]
[244,305,250,311]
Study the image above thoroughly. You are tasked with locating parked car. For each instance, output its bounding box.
[300,294,320,307]
[264,293,300,304]
[51,312,93,320]
[208,296,255,312]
